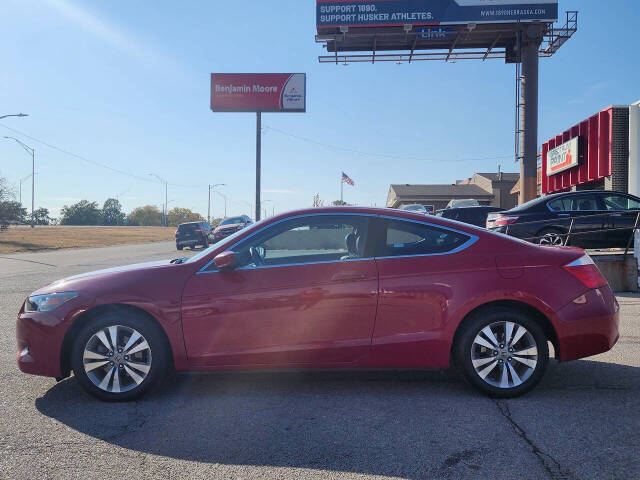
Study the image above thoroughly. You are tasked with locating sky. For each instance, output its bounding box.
[1,0,639,219]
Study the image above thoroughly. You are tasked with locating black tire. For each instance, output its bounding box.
[177,245,183,250]
[454,307,549,398]
[536,227,567,246]
[70,309,169,401]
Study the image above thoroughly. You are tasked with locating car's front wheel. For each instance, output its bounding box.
[455,308,549,398]
[71,310,169,401]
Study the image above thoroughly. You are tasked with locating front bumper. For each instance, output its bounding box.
[16,301,84,378]
[554,286,620,362]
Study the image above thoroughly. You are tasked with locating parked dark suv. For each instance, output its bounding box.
[487,190,640,248]
[212,215,253,242]
[436,206,503,228]
[175,221,212,250]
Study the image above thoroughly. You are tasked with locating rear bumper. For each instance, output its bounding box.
[554,286,620,362]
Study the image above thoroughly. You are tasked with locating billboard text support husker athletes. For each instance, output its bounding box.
[211,73,306,113]
[316,0,558,28]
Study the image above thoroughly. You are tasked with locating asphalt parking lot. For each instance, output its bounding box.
[0,242,638,479]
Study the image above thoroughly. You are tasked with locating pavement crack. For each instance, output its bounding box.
[493,399,574,480]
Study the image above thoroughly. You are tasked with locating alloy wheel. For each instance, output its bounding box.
[539,232,565,246]
[83,325,152,393]
[470,321,538,389]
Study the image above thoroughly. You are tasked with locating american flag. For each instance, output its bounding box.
[342,172,355,186]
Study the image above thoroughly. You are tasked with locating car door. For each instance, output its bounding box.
[548,194,606,248]
[370,216,477,367]
[181,213,378,367]
[600,193,640,247]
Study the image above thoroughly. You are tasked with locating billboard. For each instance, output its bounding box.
[210,73,306,113]
[317,0,558,29]
[547,136,581,176]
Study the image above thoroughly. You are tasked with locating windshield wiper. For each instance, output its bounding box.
[170,257,187,264]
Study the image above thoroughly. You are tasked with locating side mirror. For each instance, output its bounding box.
[213,251,236,270]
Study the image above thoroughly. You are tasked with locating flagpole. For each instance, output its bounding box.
[340,173,343,204]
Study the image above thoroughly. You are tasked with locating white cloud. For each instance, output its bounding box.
[42,0,171,67]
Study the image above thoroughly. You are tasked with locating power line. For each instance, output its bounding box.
[0,122,204,188]
[262,124,513,163]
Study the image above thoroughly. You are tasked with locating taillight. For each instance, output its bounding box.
[562,255,608,289]
[494,215,519,227]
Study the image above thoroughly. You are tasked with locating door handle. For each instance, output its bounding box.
[331,272,366,282]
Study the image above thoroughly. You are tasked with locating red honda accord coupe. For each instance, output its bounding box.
[16,207,619,401]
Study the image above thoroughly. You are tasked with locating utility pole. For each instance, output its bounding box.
[208,183,225,223]
[148,173,168,226]
[4,136,35,227]
[519,25,543,204]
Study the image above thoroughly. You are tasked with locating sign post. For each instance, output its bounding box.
[210,73,306,221]
[256,111,261,221]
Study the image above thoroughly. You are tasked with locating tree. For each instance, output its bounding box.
[127,205,163,226]
[33,208,52,226]
[60,200,101,225]
[101,198,125,226]
[332,200,348,206]
[166,207,204,227]
[0,201,27,225]
[0,176,14,202]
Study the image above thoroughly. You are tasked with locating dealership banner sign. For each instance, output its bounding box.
[547,137,581,176]
[317,0,558,28]
[210,73,306,113]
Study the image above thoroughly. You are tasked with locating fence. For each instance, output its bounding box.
[500,210,640,259]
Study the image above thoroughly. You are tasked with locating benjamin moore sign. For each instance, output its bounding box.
[210,74,306,113]
[547,137,581,176]
[316,0,558,28]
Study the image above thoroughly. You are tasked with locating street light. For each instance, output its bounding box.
[148,173,168,226]
[0,113,28,120]
[4,136,35,228]
[262,199,274,219]
[208,183,225,223]
[215,191,228,218]
[19,173,34,205]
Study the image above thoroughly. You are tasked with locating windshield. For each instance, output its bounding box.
[221,217,244,225]
[404,205,425,211]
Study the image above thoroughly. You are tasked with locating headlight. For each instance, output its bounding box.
[24,292,78,312]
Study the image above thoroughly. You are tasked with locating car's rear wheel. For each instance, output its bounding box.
[455,308,548,398]
[537,228,566,246]
[71,310,168,401]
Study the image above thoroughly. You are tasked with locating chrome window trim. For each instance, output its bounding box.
[196,211,479,274]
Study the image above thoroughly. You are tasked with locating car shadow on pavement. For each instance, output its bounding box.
[35,360,639,479]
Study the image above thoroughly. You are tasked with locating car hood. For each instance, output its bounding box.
[216,223,242,231]
[33,260,173,295]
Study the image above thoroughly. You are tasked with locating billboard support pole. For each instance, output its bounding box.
[256,111,262,221]
[520,25,542,204]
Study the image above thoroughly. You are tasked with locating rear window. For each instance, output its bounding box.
[178,223,199,232]
[378,219,472,257]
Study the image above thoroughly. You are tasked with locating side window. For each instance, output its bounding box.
[547,199,566,212]
[602,194,640,211]
[377,219,472,257]
[226,215,369,269]
[567,195,599,211]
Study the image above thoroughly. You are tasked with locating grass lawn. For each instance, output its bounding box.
[0,226,176,254]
